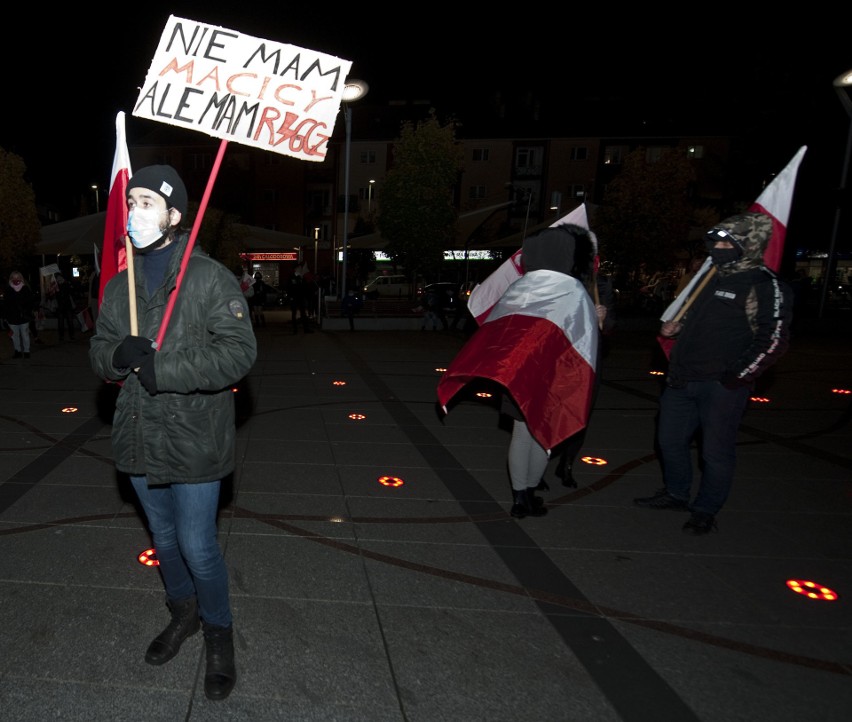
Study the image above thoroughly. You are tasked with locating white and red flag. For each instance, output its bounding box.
[98,111,132,307]
[437,268,598,452]
[750,144,806,273]
[467,203,596,324]
[661,145,807,325]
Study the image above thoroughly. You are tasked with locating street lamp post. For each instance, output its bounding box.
[819,68,852,319]
[91,185,99,213]
[368,179,375,215]
[314,227,321,322]
[340,79,369,299]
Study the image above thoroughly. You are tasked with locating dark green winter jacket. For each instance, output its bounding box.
[89,233,257,485]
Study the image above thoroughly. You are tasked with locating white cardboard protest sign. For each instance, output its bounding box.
[133,16,353,162]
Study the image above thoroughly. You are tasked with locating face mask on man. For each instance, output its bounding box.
[709,247,742,267]
[127,207,168,249]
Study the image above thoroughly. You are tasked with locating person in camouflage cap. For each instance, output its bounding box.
[633,211,793,535]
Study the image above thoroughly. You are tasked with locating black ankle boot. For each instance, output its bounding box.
[510,489,547,519]
[145,595,200,665]
[559,462,577,488]
[203,622,236,701]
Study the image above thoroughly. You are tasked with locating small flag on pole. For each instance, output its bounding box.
[98,111,132,307]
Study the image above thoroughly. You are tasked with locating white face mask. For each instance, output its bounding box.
[127,207,168,249]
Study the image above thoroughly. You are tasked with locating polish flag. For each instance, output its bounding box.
[467,203,596,324]
[98,111,132,307]
[750,145,807,272]
[437,269,598,451]
[661,145,807,326]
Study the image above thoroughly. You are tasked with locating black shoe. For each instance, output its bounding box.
[13,351,22,358]
[203,623,236,701]
[633,489,689,511]
[683,512,717,535]
[23,352,30,359]
[145,596,201,666]
[510,489,547,519]
[559,463,577,488]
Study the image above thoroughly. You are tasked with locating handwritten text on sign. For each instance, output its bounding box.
[133,16,353,162]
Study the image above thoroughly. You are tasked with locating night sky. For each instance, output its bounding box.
[5,9,850,253]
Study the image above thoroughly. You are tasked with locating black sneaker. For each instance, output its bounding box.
[683,512,717,535]
[633,489,689,511]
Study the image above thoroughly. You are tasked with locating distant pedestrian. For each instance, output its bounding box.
[3,270,35,359]
[287,273,312,333]
[54,272,76,341]
[341,289,362,331]
[249,271,268,327]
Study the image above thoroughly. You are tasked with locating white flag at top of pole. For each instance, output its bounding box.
[749,145,807,272]
[98,111,132,308]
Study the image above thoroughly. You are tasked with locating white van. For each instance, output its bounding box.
[362,275,412,299]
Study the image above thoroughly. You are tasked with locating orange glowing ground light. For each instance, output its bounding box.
[61,407,78,413]
[435,367,447,373]
[649,370,664,376]
[378,476,404,488]
[348,413,366,421]
[475,392,493,399]
[580,456,607,466]
[750,396,770,403]
[786,579,838,601]
[138,548,159,567]
[832,388,851,395]
[333,380,347,386]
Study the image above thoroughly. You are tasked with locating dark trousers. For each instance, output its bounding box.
[56,308,76,340]
[657,380,750,515]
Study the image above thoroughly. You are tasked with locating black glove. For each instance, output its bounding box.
[136,353,158,395]
[113,335,155,369]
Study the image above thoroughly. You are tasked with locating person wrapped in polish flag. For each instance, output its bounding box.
[437,224,598,518]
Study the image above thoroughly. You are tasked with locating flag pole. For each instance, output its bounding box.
[671,265,716,323]
[155,139,229,350]
[125,236,138,335]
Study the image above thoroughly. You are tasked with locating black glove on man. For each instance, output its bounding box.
[113,335,156,370]
[136,354,158,395]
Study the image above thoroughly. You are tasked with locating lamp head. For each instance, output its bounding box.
[342,79,369,103]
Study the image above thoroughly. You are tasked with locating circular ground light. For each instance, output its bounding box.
[786,578,838,601]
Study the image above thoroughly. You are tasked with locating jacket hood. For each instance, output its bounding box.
[522,224,594,277]
[705,212,772,274]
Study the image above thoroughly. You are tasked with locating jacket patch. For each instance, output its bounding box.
[714,290,736,300]
[229,299,247,319]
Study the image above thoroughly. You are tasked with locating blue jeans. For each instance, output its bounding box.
[657,380,750,516]
[130,476,232,628]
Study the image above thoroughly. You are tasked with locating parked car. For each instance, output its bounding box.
[362,274,413,299]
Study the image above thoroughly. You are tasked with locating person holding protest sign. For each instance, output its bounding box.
[89,165,257,701]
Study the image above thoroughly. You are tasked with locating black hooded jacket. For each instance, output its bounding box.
[667,213,792,389]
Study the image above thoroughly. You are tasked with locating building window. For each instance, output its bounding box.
[603,146,627,165]
[570,146,588,161]
[472,148,490,162]
[359,150,376,164]
[515,147,541,175]
[571,184,585,199]
[687,145,704,159]
[469,185,487,199]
